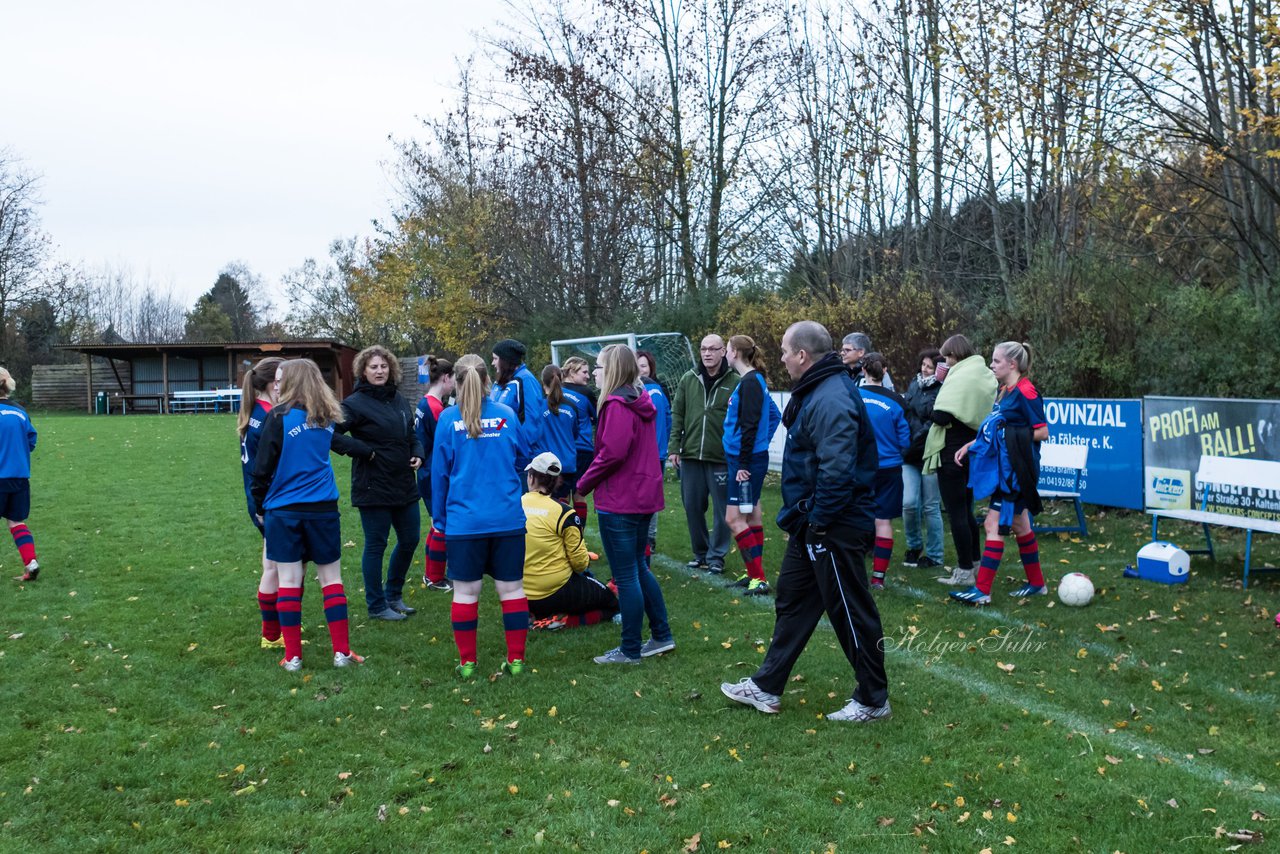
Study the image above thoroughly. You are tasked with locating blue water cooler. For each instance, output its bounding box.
[1125,541,1191,584]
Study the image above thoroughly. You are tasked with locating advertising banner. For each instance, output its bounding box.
[1143,396,1280,520]
[1040,398,1144,510]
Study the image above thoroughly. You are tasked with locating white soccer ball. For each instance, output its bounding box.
[1057,572,1095,607]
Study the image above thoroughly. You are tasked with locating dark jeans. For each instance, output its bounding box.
[359,501,421,614]
[597,511,671,659]
[753,524,888,708]
[529,571,619,619]
[937,458,981,569]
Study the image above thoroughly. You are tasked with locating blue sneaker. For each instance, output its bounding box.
[1009,583,1047,598]
[949,586,991,606]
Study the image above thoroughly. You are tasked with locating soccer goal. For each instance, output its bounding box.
[550,332,695,384]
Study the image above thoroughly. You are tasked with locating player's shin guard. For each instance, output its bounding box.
[277,586,304,661]
[451,601,479,665]
[872,536,893,584]
[976,540,1004,594]
[500,597,529,663]
[321,584,350,655]
[10,524,35,565]
[1016,531,1044,587]
[258,591,280,641]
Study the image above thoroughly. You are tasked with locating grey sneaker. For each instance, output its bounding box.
[594,647,642,665]
[640,637,676,657]
[279,656,302,672]
[720,677,781,713]
[705,562,725,575]
[370,608,407,621]
[935,567,975,586]
[333,650,365,668]
[388,598,417,615]
[826,698,892,723]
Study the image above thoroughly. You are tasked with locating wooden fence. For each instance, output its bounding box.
[32,361,133,411]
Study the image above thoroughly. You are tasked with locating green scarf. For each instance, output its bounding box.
[922,355,997,474]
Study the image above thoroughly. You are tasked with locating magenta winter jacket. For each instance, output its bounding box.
[576,385,665,515]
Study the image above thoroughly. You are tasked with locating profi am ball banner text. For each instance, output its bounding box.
[1143,396,1280,520]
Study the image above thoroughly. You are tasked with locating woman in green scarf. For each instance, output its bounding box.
[922,335,997,586]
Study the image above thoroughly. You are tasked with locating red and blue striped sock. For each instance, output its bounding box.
[500,597,529,662]
[872,536,893,583]
[1016,532,1044,587]
[741,526,767,581]
[257,591,280,641]
[321,583,350,655]
[10,524,35,565]
[277,586,304,661]
[573,499,588,521]
[976,540,1004,594]
[451,600,479,665]
[425,527,447,584]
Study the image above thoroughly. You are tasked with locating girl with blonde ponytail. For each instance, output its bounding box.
[430,354,532,678]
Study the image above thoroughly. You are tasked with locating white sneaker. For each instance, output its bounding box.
[334,651,365,668]
[826,698,892,723]
[935,567,975,586]
[720,677,781,713]
[280,656,302,672]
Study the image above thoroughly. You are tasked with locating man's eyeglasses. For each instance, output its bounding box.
[700,346,724,353]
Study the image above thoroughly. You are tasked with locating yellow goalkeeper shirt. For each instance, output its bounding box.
[521,491,590,600]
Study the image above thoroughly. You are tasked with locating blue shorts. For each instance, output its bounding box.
[554,470,578,501]
[0,482,30,522]
[446,532,526,583]
[265,509,341,565]
[725,453,769,508]
[988,494,1031,521]
[872,466,904,520]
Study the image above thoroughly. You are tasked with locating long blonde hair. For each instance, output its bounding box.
[453,354,491,438]
[0,367,14,398]
[597,344,642,401]
[236,356,284,439]
[277,359,343,427]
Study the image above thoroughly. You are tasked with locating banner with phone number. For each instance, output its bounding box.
[1040,398,1144,510]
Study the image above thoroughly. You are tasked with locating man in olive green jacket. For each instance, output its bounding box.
[667,334,740,572]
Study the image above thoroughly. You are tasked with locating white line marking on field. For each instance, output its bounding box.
[650,552,1280,805]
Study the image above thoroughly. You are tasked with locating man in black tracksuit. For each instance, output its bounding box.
[720,320,891,722]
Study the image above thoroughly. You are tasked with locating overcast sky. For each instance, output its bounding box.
[2,0,508,313]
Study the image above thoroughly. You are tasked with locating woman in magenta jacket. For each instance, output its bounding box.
[577,344,674,664]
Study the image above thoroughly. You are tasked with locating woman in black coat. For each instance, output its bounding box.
[339,346,425,621]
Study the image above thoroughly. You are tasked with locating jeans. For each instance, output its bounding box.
[902,464,944,560]
[597,511,671,659]
[359,501,421,614]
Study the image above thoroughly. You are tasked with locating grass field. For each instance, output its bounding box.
[2,413,1278,852]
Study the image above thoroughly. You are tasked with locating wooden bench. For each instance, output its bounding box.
[170,388,241,414]
[1034,441,1089,537]
[1148,454,1280,588]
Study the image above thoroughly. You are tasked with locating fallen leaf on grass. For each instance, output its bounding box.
[1166,799,1178,808]
[1105,755,1122,765]
[376,804,387,822]
[174,799,190,807]
[659,792,678,808]
[877,816,895,827]
[1252,811,1269,821]
[996,661,1015,673]
[682,832,701,852]
[607,799,621,807]
[337,772,352,780]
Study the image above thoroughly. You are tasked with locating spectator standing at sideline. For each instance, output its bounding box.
[900,349,945,569]
[668,334,739,573]
[840,332,895,390]
[720,321,890,723]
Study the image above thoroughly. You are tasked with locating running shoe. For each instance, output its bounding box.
[456,661,477,679]
[729,575,751,589]
[388,598,417,615]
[333,650,365,668]
[686,559,709,571]
[918,557,944,569]
[1008,584,1047,598]
[949,586,992,606]
[280,656,302,672]
[425,579,453,592]
[720,677,780,713]
[260,636,285,650]
[826,698,892,723]
[14,559,38,582]
[744,579,771,596]
[902,549,921,568]
[870,579,885,591]
[500,659,526,676]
